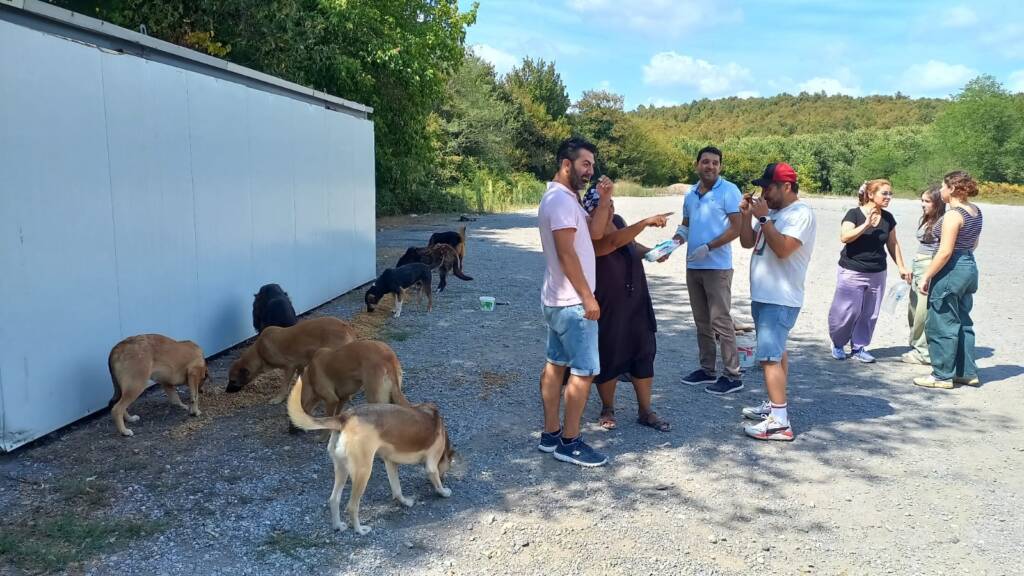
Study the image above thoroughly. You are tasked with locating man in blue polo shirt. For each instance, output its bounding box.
[670,146,744,395]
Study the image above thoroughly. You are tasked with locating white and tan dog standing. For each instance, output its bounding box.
[287,376,454,534]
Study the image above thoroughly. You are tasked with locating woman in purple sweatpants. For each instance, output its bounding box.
[827,179,910,363]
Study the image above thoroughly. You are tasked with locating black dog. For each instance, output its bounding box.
[364,263,433,318]
[252,283,298,333]
[396,244,472,293]
[428,225,466,262]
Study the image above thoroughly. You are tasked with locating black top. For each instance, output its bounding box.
[839,207,896,273]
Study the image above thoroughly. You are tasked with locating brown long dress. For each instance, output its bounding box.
[593,215,658,384]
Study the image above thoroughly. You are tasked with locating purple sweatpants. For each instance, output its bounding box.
[828,267,887,350]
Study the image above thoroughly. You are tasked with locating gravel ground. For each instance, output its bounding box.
[1,196,1022,576]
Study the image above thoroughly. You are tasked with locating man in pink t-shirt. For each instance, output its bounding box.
[535,137,613,467]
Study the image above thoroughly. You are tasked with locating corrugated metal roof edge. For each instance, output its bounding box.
[5,0,374,117]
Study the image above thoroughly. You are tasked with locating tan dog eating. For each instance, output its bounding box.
[298,340,410,419]
[107,334,208,437]
[287,376,454,535]
[226,316,355,403]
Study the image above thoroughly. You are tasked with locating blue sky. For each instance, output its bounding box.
[461,0,1024,109]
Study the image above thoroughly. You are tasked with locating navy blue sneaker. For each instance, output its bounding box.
[681,368,717,386]
[538,429,561,453]
[553,435,608,467]
[705,375,744,395]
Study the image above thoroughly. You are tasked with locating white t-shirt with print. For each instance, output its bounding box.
[538,181,596,307]
[750,200,816,308]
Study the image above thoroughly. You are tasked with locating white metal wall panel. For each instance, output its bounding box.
[0,16,376,450]
[0,20,122,448]
[102,55,200,341]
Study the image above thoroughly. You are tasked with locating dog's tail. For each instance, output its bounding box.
[452,251,473,281]
[388,356,411,407]
[107,348,121,408]
[457,225,467,263]
[287,373,349,432]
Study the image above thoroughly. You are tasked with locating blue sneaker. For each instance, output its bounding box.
[681,368,717,386]
[705,375,744,395]
[831,346,847,360]
[850,348,876,363]
[553,435,608,467]
[538,429,561,453]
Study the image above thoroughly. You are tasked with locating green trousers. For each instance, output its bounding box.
[907,254,933,361]
[926,252,978,381]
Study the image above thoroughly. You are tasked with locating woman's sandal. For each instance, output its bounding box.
[638,410,671,432]
[598,407,617,430]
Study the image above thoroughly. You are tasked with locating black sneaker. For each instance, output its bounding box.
[705,375,744,395]
[553,435,608,467]
[537,429,561,453]
[681,368,717,386]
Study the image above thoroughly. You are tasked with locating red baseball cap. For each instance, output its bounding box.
[751,162,798,187]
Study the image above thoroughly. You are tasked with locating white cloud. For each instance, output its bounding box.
[942,5,978,28]
[566,0,741,36]
[735,90,761,99]
[798,76,860,96]
[1010,70,1024,93]
[470,44,518,76]
[984,23,1024,59]
[597,80,612,90]
[900,60,978,94]
[643,52,752,95]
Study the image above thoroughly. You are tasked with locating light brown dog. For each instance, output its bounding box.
[298,340,410,419]
[108,334,208,437]
[287,376,454,535]
[226,316,356,403]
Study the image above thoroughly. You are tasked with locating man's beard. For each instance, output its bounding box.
[569,165,589,191]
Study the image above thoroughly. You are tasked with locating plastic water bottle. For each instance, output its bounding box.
[882,281,910,314]
[644,238,682,262]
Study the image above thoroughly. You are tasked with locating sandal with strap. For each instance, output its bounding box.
[598,407,617,430]
[638,410,671,432]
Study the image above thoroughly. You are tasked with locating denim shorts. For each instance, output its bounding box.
[752,301,801,363]
[543,304,600,377]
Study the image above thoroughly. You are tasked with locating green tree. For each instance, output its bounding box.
[502,57,571,119]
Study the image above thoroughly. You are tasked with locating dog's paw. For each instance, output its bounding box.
[354,524,371,535]
[126,414,140,423]
[436,486,452,498]
[396,496,415,507]
[333,522,348,532]
[120,428,134,437]
[190,408,202,417]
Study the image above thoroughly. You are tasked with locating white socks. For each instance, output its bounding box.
[770,403,789,426]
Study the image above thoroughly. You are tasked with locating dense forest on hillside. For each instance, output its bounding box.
[54,0,1024,212]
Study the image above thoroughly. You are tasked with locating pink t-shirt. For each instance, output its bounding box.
[538,181,596,307]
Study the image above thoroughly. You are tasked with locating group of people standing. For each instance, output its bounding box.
[825,172,984,390]
[534,136,983,467]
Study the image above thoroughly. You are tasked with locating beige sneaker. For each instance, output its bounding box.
[900,351,930,366]
[914,375,954,389]
[953,376,981,386]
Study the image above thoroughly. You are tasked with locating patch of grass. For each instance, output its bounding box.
[0,514,165,573]
[381,327,411,342]
[259,530,321,560]
[614,181,675,197]
[54,477,116,510]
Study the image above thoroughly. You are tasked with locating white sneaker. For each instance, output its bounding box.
[850,348,875,363]
[744,415,794,441]
[742,401,771,421]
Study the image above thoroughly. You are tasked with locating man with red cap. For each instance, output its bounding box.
[737,163,817,441]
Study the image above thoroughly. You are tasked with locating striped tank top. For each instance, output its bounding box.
[932,205,982,252]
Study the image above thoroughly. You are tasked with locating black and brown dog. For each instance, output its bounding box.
[396,243,472,292]
[252,283,298,333]
[365,263,432,318]
[428,225,466,263]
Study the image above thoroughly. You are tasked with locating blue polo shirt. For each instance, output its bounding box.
[683,177,742,270]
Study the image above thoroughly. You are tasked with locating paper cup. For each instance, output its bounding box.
[479,296,496,311]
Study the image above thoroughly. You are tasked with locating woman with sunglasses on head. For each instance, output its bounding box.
[914,171,983,389]
[827,179,910,362]
[902,185,946,366]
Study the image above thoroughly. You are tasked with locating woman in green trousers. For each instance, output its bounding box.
[915,171,984,389]
[902,185,944,366]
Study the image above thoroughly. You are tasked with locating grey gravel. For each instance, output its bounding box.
[0,196,1022,576]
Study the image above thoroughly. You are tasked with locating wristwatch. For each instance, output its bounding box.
[757,215,770,224]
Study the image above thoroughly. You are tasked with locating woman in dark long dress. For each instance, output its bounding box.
[586,194,672,431]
